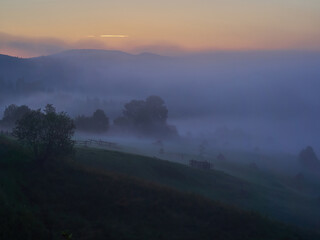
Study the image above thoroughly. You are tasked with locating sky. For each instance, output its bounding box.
[1,0,320,57]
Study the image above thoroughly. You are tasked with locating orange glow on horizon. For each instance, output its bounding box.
[1,0,320,57]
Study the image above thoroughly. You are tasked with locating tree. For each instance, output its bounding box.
[145,95,168,124]
[91,109,109,132]
[0,104,31,127]
[114,95,177,138]
[122,96,168,127]
[74,109,109,133]
[13,104,75,163]
[122,100,146,127]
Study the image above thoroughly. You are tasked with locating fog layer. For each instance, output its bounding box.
[1,50,320,153]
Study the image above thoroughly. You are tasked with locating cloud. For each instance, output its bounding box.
[0,32,108,58]
[72,38,107,49]
[100,35,128,38]
[0,32,189,58]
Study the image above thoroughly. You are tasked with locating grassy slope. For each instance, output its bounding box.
[75,147,320,230]
[0,136,318,239]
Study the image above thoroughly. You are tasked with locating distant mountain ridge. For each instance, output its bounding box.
[1,49,166,59]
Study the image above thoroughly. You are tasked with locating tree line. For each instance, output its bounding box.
[0,95,177,164]
[0,101,214,174]
[0,95,177,138]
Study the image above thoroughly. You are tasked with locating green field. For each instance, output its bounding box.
[0,136,319,239]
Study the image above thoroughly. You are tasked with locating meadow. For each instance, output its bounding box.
[1,135,319,239]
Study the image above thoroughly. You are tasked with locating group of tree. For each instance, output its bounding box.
[74,95,178,138]
[0,104,31,128]
[0,95,176,163]
[12,104,75,163]
[114,96,177,138]
[74,109,109,133]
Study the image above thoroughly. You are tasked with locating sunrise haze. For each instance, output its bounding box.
[1,0,320,57]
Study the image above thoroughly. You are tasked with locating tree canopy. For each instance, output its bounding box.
[0,104,31,128]
[114,96,177,138]
[74,109,109,133]
[13,104,75,163]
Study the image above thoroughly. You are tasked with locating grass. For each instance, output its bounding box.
[0,136,319,239]
[75,147,320,230]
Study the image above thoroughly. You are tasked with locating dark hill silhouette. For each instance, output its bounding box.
[0,54,23,61]
[1,136,319,240]
[0,49,169,88]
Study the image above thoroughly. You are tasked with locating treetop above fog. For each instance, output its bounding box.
[123,95,168,126]
[115,95,177,138]
[74,109,109,133]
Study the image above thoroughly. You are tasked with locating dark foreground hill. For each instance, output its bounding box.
[75,147,320,230]
[0,136,318,240]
